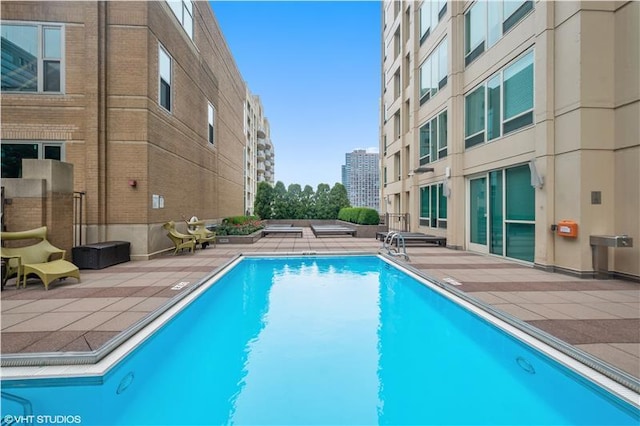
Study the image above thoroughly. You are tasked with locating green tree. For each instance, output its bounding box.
[314,183,332,219]
[254,181,274,219]
[272,181,289,219]
[328,183,351,219]
[301,185,315,219]
[287,184,304,219]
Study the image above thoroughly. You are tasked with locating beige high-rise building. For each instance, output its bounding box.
[381,0,639,279]
[244,91,275,215]
[1,1,247,259]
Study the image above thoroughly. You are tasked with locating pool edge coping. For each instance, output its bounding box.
[2,251,639,410]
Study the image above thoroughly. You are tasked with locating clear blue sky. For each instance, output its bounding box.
[210,1,381,189]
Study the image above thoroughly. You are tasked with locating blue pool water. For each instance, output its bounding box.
[2,256,638,425]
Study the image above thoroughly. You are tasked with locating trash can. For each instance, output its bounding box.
[72,241,131,269]
[589,235,633,279]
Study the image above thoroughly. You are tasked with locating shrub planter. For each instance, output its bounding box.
[336,220,387,238]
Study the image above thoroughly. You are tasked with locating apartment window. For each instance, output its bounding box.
[393,28,401,59]
[419,38,447,105]
[158,45,172,112]
[419,110,447,165]
[420,183,447,228]
[419,0,447,44]
[208,102,215,144]
[1,23,63,93]
[464,0,533,66]
[465,51,533,148]
[403,54,411,88]
[394,70,401,100]
[167,0,194,40]
[394,153,401,181]
[394,111,401,140]
[1,141,63,178]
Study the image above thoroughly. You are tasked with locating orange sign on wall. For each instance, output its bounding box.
[557,220,578,237]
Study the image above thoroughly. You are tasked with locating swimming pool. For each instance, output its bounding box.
[2,255,639,425]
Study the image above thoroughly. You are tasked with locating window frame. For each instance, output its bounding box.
[0,140,65,178]
[419,183,447,229]
[419,109,448,165]
[464,0,534,67]
[158,44,172,112]
[207,102,215,145]
[1,21,65,94]
[419,37,448,105]
[166,0,194,40]
[464,50,534,149]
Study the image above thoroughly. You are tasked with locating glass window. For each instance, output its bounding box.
[438,38,448,88]
[1,142,63,178]
[465,1,486,56]
[208,102,215,144]
[438,111,447,158]
[465,0,533,67]
[419,56,431,100]
[166,0,194,40]
[159,45,172,111]
[487,1,502,48]
[420,183,447,228]
[465,85,485,146]
[419,2,430,42]
[1,23,63,93]
[420,186,430,219]
[505,164,535,221]
[464,49,534,147]
[419,121,430,164]
[489,170,503,255]
[419,37,447,104]
[503,51,533,121]
[487,75,501,141]
[429,116,438,161]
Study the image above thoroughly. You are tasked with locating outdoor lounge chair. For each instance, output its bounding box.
[310,224,356,237]
[163,221,196,254]
[0,226,81,290]
[185,219,216,248]
[262,226,304,237]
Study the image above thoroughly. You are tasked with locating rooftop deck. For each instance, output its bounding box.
[1,227,638,384]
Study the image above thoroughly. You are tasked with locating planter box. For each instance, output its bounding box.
[336,220,387,238]
[215,229,263,244]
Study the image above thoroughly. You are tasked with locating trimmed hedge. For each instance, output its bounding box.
[338,207,380,225]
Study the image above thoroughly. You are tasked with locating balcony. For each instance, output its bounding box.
[257,150,265,161]
[257,138,266,149]
[257,127,266,139]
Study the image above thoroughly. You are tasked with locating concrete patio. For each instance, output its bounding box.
[1,228,638,385]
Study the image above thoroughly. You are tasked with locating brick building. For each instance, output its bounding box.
[1,1,247,259]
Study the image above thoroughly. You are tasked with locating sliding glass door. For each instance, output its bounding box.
[469,176,488,252]
[467,165,535,262]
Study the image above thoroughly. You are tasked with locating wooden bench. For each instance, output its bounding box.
[1,226,80,290]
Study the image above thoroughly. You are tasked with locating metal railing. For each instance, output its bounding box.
[73,191,86,247]
[385,213,409,233]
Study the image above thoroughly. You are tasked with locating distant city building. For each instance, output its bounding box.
[244,93,274,215]
[342,149,380,211]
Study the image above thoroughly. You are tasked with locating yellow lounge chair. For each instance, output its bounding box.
[186,219,216,249]
[1,226,80,290]
[162,221,196,254]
